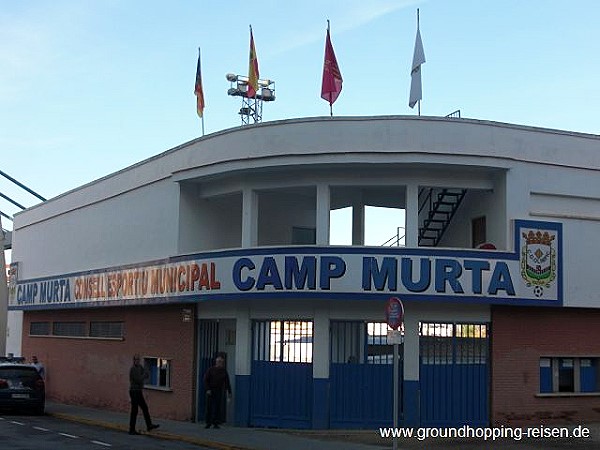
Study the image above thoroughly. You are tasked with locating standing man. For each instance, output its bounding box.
[129,354,160,435]
[31,355,45,379]
[203,354,232,429]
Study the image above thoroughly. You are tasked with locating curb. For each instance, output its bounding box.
[47,411,256,450]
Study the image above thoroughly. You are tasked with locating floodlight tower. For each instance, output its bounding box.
[226,73,275,125]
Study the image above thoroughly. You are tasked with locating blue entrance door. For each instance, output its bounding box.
[197,320,219,422]
[419,322,489,427]
[329,321,402,429]
[250,320,313,429]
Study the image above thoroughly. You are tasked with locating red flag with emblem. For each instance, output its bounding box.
[321,24,343,109]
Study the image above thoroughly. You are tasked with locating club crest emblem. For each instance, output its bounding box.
[520,230,556,288]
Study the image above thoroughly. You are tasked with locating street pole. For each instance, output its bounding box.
[385,296,404,450]
[393,341,399,450]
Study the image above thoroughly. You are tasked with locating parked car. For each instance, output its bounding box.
[0,362,45,415]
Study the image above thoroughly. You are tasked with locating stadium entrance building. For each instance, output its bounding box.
[8,116,600,428]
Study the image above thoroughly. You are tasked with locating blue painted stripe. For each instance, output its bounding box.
[234,375,251,426]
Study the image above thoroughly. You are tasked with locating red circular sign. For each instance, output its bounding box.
[385,297,404,330]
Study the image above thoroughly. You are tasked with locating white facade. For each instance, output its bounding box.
[11,116,599,301]
[8,115,600,428]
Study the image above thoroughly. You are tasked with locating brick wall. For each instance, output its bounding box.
[21,304,196,421]
[492,306,600,425]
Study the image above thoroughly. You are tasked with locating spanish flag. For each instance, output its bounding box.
[195,48,205,118]
[247,26,260,98]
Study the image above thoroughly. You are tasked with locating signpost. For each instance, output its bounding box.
[386,297,404,450]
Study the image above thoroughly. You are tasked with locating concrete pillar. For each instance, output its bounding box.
[403,306,420,426]
[312,308,330,429]
[316,184,330,245]
[0,218,7,356]
[351,195,365,246]
[405,183,419,248]
[242,188,258,248]
[234,307,252,426]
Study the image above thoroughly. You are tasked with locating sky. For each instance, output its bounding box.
[1,0,600,242]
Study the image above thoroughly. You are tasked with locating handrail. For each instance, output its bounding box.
[445,110,461,118]
[0,169,46,202]
[381,226,406,247]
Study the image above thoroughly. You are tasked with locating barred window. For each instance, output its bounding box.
[52,321,86,337]
[144,357,172,389]
[30,322,51,336]
[367,322,395,365]
[90,321,124,338]
[540,357,600,394]
[253,320,313,363]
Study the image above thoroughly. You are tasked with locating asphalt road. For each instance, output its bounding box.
[0,414,210,449]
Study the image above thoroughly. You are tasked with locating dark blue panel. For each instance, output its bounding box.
[403,380,420,427]
[419,325,489,428]
[420,363,488,427]
[234,375,251,426]
[329,363,399,429]
[312,378,329,429]
[539,366,553,393]
[580,365,597,393]
[250,361,313,428]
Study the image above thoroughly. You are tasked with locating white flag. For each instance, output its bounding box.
[409,27,426,108]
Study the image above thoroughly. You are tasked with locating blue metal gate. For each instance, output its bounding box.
[329,321,402,429]
[197,320,219,422]
[419,322,489,427]
[250,320,313,428]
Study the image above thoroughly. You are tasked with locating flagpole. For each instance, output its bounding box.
[327,20,333,118]
[417,9,421,117]
[199,47,205,136]
[321,19,342,117]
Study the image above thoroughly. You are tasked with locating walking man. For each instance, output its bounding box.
[203,354,232,429]
[129,354,160,435]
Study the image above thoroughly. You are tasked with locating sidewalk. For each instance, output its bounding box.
[45,401,386,450]
[46,401,600,450]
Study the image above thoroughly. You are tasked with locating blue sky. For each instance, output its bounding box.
[1,0,599,235]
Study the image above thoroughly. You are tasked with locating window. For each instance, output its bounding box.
[367,322,397,365]
[89,321,124,338]
[540,357,600,394]
[472,216,486,248]
[329,321,401,365]
[144,357,172,389]
[292,227,316,245]
[30,322,50,336]
[419,322,488,365]
[253,320,313,363]
[52,321,86,337]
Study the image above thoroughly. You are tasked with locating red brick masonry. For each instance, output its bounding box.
[492,305,600,425]
[22,304,196,421]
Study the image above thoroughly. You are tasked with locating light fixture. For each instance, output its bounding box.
[226,72,276,125]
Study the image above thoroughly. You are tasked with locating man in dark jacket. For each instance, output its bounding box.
[203,355,232,429]
[129,354,160,435]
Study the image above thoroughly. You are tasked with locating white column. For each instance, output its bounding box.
[242,188,258,248]
[235,307,252,377]
[405,183,419,248]
[316,184,330,245]
[351,197,365,246]
[312,309,330,379]
[403,307,419,381]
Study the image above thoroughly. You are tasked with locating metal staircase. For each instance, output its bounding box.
[418,188,467,247]
[1,169,46,250]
